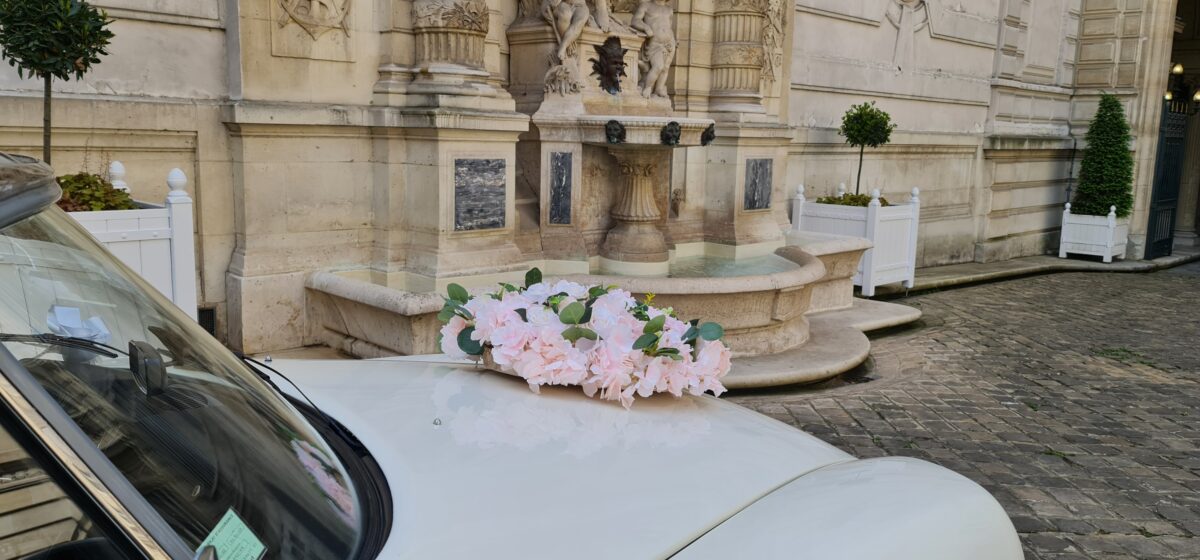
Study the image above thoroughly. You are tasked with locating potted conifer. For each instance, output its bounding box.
[1059,93,1133,263]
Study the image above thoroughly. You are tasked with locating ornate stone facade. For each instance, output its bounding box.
[0,0,1191,353]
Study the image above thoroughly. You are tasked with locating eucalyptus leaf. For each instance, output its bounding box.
[515,308,528,322]
[633,333,658,350]
[457,327,483,356]
[558,301,585,324]
[447,283,469,304]
[525,268,542,288]
[698,322,724,341]
[436,305,455,322]
[683,326,699,342]
[643,314,666,334]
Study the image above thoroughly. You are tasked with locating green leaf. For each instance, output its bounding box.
[683,326,699,342]
[447,283,469,304]
[436,304,455,322]
[558,301,585,324]
[633,333,658,350]
[514,308,528,322]
[457,327,483,356]
[561,326,597,342]
[578,303,593,324]
[525,268,542,288]
[698,322,724,341]
[643,315,666,334]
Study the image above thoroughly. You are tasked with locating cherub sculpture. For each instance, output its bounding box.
[631,0,675,98]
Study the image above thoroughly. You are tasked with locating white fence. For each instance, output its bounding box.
[67,162,198,319]
[791,185,920,297]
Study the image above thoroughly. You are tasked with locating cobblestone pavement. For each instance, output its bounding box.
[731,262,1200,559]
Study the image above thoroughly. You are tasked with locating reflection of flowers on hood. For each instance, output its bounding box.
[291,440,357,526]
[432,370,712,458]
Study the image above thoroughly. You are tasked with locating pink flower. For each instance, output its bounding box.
[490,320,536,367]
[439,315,469,359]
[691,339,732,397]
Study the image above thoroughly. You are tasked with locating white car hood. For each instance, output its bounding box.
[271,358,853,560]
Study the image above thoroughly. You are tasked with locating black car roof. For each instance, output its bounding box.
[0,152,60,230]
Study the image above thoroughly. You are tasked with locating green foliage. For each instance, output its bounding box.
[840,102,895,150]
[1072,93,1134,217]
[55,172,136,212]
[839,102,896,195]
[815,193,891,207]
[0,0,113,81]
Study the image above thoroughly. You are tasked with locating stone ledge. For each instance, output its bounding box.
[723,297,921,389]
[873,247,1200,298]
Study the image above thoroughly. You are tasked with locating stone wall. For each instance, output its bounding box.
[787,0,1085,267]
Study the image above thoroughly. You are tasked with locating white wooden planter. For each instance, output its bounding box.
[1058,203,1128,263]
[791,185,920,297]
[67,164,198,319]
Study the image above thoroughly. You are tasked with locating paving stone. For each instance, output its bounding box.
[731,263,1200,559]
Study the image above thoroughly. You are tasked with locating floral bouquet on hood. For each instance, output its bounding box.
[438,269,732,408]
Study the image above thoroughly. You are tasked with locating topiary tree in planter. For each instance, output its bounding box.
[0,0,114,165]
[839,101,896,195]
[1072,93,1133,217]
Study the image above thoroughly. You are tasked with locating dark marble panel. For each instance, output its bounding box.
[454,158,506,231]
[549,152,572,225]
[744,158,773,211]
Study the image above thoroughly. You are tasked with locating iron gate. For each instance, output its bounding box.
[1145,99,1189,259]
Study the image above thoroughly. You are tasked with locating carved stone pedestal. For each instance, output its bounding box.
[601,146,671,274]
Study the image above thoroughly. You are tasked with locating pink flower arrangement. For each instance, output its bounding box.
[438,269,732,408]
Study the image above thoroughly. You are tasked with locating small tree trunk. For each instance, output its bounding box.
[42,75,52,165]
[855,144,864,195]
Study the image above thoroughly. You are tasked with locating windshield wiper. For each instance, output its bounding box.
[0,333,124,359]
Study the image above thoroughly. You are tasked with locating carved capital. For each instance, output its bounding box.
[714,0,767,13]
[412,0,490,33]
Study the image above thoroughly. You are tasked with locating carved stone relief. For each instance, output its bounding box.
[278,0,351,39]
[590,37,629,94]
[885,0,928,72]
[761,0,784,83]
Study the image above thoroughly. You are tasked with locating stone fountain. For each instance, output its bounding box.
[303,0,921,388]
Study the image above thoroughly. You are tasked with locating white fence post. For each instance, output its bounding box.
[166,169,198,320]
[904,187,920,288]
[791,185,806,231]
[108,161,129,193]
[1059,203,1072,259]
[1104,205,1117,264]
[860,189,882,297]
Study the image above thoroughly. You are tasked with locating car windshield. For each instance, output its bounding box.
[0,208,363,559]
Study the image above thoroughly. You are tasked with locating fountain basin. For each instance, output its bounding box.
[564,247,824,357]
[306,246,825,359]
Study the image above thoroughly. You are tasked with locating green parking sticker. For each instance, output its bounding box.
[197,509,266,560]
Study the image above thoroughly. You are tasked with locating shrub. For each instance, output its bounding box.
[815,193,890,207]
[56,172,136,212]
[1072,93,1133,217]
[839,101,896,195]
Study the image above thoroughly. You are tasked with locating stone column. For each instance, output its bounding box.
[709,0,767,114]
[601,147,670,274]
[1175,111,1200,246]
